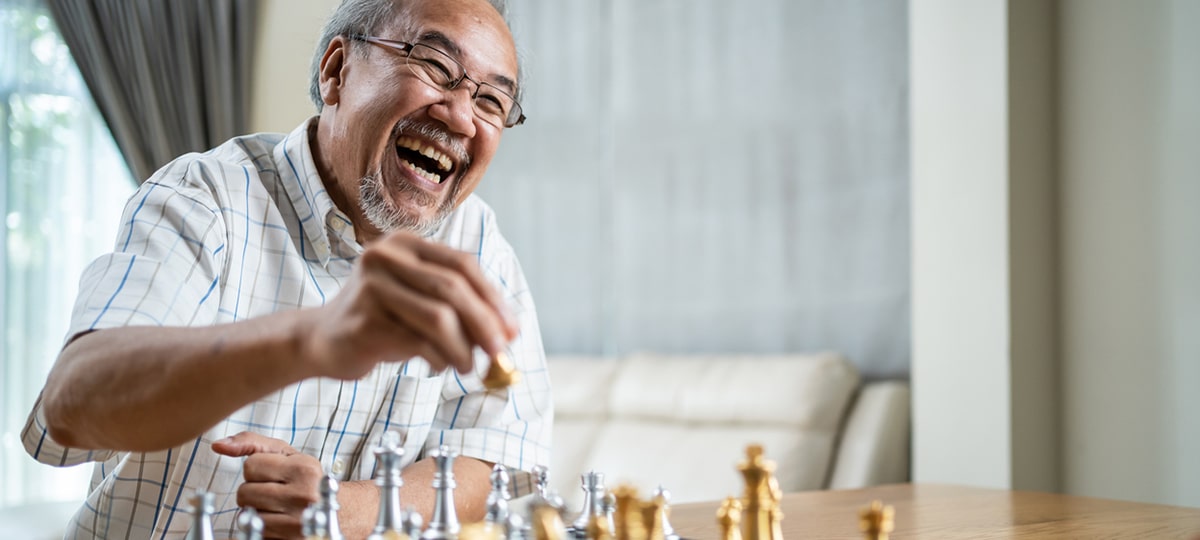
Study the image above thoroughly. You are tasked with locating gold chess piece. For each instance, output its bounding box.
[639,496,665,540]
[716,496,743,540]
[531,504,568,540]
[458,522,502,540]
[738,445,782,540]
[613,485,646,540]
[859,500,894,540]
[482,351,520,390]
[587,510,615,540]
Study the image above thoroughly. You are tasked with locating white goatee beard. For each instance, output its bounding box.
[359,171,461,237]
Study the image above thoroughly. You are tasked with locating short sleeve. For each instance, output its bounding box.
[23,164,229,467]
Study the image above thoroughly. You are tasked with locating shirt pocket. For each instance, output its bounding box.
[350,371,444,481]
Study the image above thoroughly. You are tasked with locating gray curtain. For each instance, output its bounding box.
[44,0,258,182]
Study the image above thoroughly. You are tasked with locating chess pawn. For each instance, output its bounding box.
[421,446,461,540]
[652,487,679,540]
[485,463,511,526]
[716,497,743,540]
[570,471,606,535]
[316,475,346,540]
[184,490,215,540]
[369,431,408,540]
[236,507,264,540]
[859,500,894,540]
[403,506,425,540]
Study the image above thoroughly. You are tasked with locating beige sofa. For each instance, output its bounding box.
[546,352,910,508]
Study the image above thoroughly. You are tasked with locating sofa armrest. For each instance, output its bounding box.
[827,381,910,489]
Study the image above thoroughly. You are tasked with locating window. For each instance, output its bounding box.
[1,0,135,507]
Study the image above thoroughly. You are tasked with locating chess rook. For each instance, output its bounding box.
[184,490,215,540]
[421,446,461,540]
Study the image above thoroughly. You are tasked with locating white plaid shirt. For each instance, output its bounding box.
[21,118,553,540]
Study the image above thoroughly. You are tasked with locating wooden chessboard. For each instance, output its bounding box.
[666,483,1200,539]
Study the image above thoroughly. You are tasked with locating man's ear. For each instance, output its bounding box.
[318,36,351,106]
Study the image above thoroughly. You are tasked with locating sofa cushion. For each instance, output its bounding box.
[547,353,860,508]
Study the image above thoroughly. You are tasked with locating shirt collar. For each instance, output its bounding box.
[273,117,359,266]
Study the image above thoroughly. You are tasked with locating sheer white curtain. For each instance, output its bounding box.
[0,0,135,507]
[480,0,910,378]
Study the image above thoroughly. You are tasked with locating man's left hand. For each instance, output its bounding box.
[213,431,323,539]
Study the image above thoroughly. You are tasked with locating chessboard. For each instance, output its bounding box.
[178,438,1200,539]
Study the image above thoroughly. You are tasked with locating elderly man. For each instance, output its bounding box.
[21,0,550,537]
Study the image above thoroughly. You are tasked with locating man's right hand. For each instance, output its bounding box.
[298,231,520,380]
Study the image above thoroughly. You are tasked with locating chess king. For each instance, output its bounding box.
[20,0,553,538]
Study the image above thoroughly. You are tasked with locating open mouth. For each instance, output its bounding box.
[395,135,455,185]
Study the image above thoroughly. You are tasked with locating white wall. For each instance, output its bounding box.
[1059,0,1200,507]
[253,0,1200,507]
[909,0,1059,492]
[249,0,335,133]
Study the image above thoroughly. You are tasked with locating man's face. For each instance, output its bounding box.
[317,0,518,237]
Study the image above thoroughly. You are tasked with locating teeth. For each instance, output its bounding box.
[397,136,453,173]
[400,159,444,184]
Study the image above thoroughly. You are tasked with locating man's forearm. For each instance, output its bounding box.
[41,309,319,451]
[338,456,494,537]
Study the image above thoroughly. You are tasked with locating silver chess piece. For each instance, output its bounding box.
[302,505,329,539]
[531,465,550,500]
[316,475,345,540]
[569,471,610,537]
[235,507,264,540]
[184,490,215,540]
[505,512,526,540]
[485,463,512,525]
[421,446,461,540]
[654,485,680,540]
[402,505,425,539]
[369,431,407,540]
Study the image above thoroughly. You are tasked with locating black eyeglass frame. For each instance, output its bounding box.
[349,34,527,128]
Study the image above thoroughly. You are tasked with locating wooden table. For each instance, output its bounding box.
[667,484,1200,539]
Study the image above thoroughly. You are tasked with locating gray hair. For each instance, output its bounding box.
[308,0,520,110]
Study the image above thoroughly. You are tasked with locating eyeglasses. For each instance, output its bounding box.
[350,35,526,128]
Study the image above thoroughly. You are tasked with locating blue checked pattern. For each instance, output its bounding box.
[20,118,553,540]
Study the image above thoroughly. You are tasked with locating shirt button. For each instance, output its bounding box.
[332,458,346,476]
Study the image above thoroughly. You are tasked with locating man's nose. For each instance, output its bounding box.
[429,84,477,138]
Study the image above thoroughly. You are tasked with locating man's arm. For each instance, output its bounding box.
[214,431,493,539]
[39,232,519,452]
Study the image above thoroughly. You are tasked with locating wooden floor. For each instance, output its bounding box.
[667,484,1200,539]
